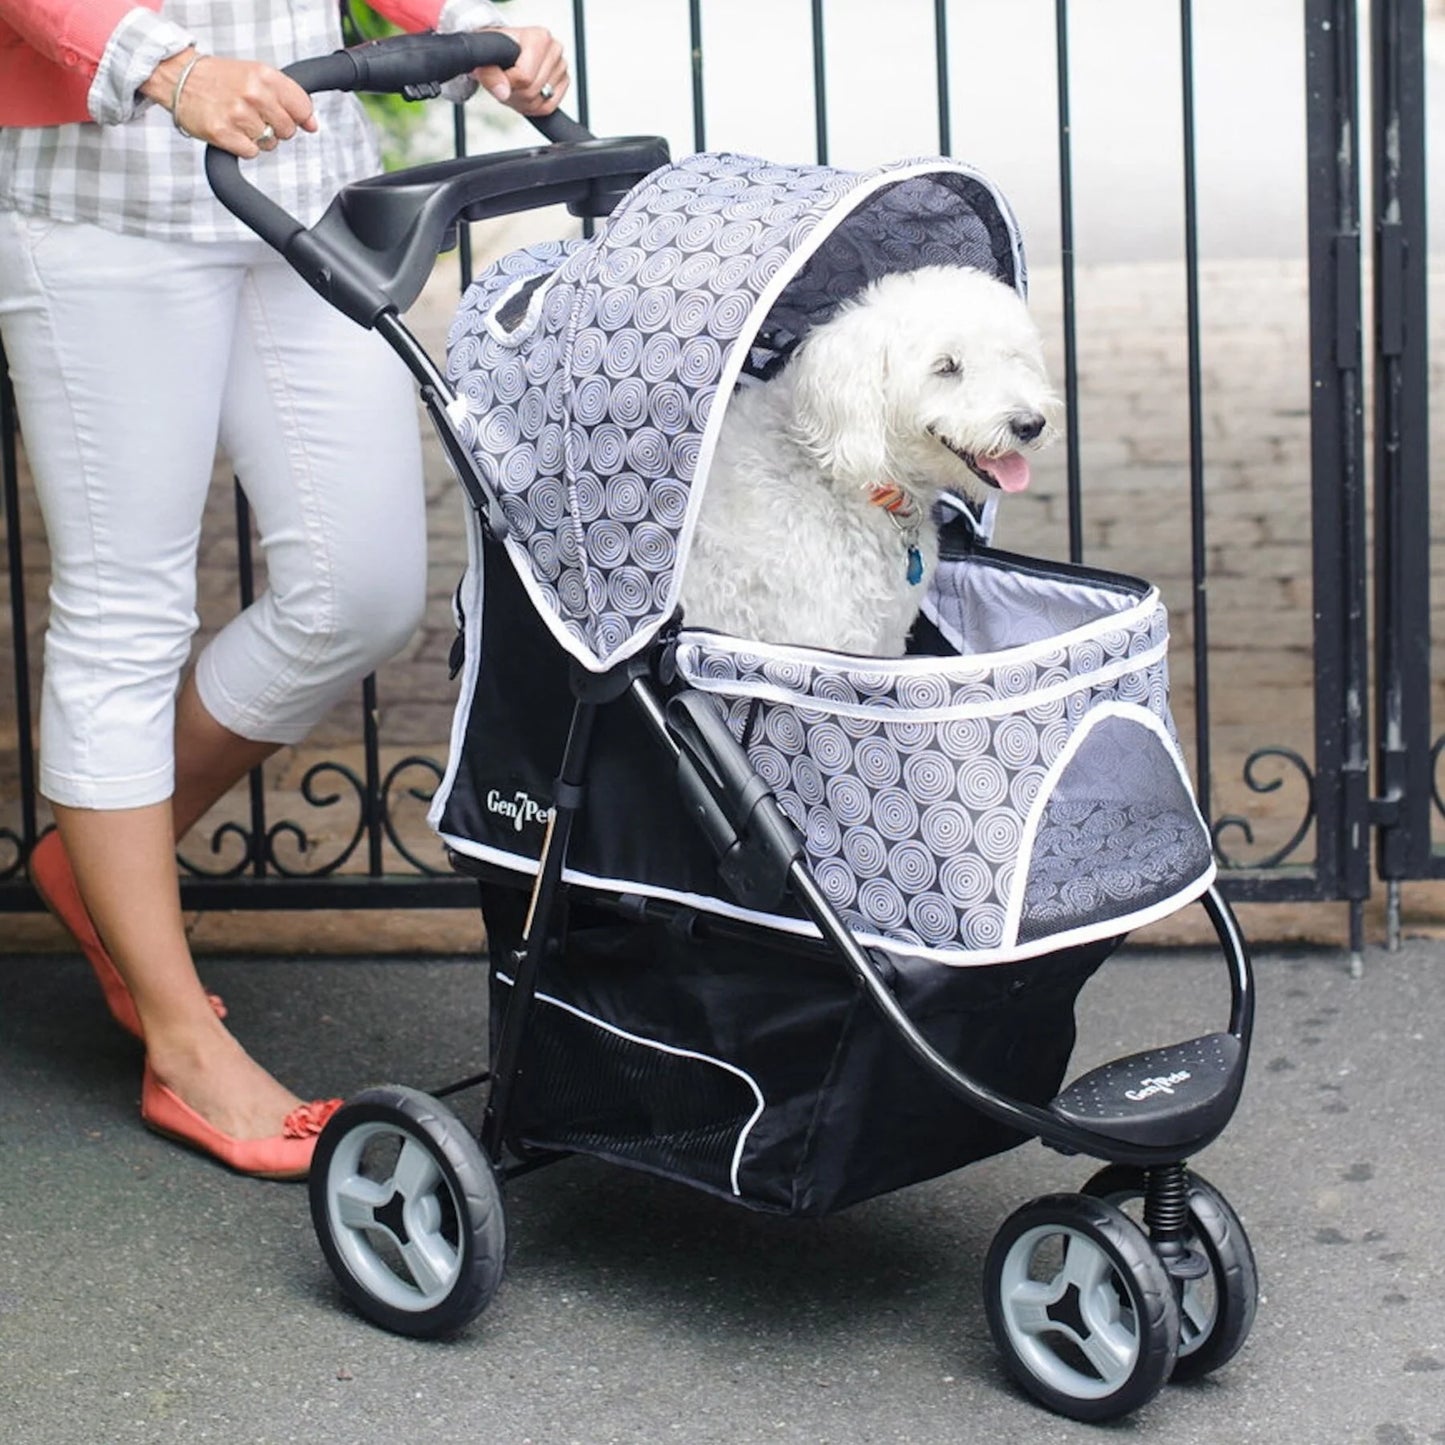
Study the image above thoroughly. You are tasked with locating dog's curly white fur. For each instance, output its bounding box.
[682,264,1059,656]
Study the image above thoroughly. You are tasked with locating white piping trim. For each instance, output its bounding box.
[679,635,1171,725]
[493,971,767,1197]
[1002,702,1212,946]
[426,513,488,834]
[677,585,1161,680]
[480,268,564,348]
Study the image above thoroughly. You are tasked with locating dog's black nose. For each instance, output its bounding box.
[1010,411,1046,444]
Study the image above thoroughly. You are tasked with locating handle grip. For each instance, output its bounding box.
[285,30,519,95]
[205,31,591,252]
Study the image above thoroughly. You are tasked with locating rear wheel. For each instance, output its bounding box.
[1082,1164,1258,1380]
[309,1085,505,1338]
[984,1193,1180,1421]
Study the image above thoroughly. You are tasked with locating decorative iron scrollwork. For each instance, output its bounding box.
[173,754,450,880]
[1212,746,1317,870]
[1431,733,1445,820]
[265,761,369,878]
[176,819,257,880]
[0,826,22,883]
[379,755,449,874]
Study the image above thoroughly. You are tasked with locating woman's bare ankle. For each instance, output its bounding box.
[143,1023,306,1140]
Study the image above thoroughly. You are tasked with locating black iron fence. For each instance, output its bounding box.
[1,0,1439,954]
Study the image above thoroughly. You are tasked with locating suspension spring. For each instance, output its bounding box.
[1143,1160,1209,1281]
[1143,1160,1192,1239]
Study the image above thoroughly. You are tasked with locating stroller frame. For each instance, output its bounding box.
[207,32,1258,1425]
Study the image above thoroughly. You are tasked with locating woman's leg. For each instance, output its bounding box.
[0,215,323,1144]
[193,246,427,746]
[171,671,279,839]
[52,800,306,1138]
[156,245,427,1132]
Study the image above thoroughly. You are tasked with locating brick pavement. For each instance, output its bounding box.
[4,209,1444,952]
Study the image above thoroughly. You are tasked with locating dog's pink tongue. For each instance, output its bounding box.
[988,451,1032,493]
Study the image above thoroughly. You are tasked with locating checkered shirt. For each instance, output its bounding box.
[0,0,502,242]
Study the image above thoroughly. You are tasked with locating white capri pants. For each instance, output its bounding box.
[0,210,428,810]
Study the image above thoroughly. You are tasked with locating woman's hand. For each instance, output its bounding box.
[473,26,569,116]
[141,48,318,158]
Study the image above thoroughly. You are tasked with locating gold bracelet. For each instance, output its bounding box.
[170,52,206,140]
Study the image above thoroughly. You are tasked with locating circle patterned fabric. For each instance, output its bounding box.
[674,562,1210,964]
[445,152,1025,672]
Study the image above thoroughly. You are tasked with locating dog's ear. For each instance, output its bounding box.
[788,303,892,485]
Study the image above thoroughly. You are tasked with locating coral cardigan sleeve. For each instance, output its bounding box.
[376,0,506,104]
[371,1,504,35]
[0,1,194,125]
[0,0,506,128]
[0,0,151,69]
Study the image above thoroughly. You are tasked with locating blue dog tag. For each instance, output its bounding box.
[906,546,923,586]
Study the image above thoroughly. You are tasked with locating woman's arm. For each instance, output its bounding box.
[137,47,317,157]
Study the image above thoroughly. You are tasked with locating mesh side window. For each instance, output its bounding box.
[745,173,1018,380]
[1018,717,1211,944]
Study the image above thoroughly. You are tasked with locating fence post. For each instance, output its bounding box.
[1369,0,1431,948]
[1,346,40,883]
[1303,0,1371,967]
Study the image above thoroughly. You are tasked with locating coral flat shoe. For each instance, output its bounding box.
[141,1064,342,1180]
[29,830,226,1040]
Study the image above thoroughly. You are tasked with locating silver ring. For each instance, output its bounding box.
[538,82,554,102]
[255,122,277,147]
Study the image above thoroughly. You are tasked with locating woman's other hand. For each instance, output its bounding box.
[474,26,569,116]
[141,49,318,158]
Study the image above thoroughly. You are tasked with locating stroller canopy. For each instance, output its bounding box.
[446,151,1026,672]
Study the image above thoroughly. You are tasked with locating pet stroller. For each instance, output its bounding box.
[209,33,1258,1424]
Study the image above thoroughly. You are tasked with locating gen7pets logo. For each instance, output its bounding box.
[486,788,554,833]
[1125,1070,1192,1103]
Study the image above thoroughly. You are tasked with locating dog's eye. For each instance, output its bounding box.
[933,354,962,376]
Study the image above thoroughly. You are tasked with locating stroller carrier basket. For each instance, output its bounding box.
[433,531,1213,968]
[673,546,1213,963]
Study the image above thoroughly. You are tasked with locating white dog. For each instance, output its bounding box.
[682,264,1059,656]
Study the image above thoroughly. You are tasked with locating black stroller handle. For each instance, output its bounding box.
[208,32,542,254]
[280,31,590,143]
[204,32,663,327]
[285,29,521,97]
[284,33,595,148]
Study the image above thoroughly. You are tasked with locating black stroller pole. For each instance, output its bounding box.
[480,698,599,1162]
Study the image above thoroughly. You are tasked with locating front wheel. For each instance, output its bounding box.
[309,1085,506,1338]
[1082,1164,1258,1381]
[984,1193,1180,1422]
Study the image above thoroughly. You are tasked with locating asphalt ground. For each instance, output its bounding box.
[2,932,1442,1445]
